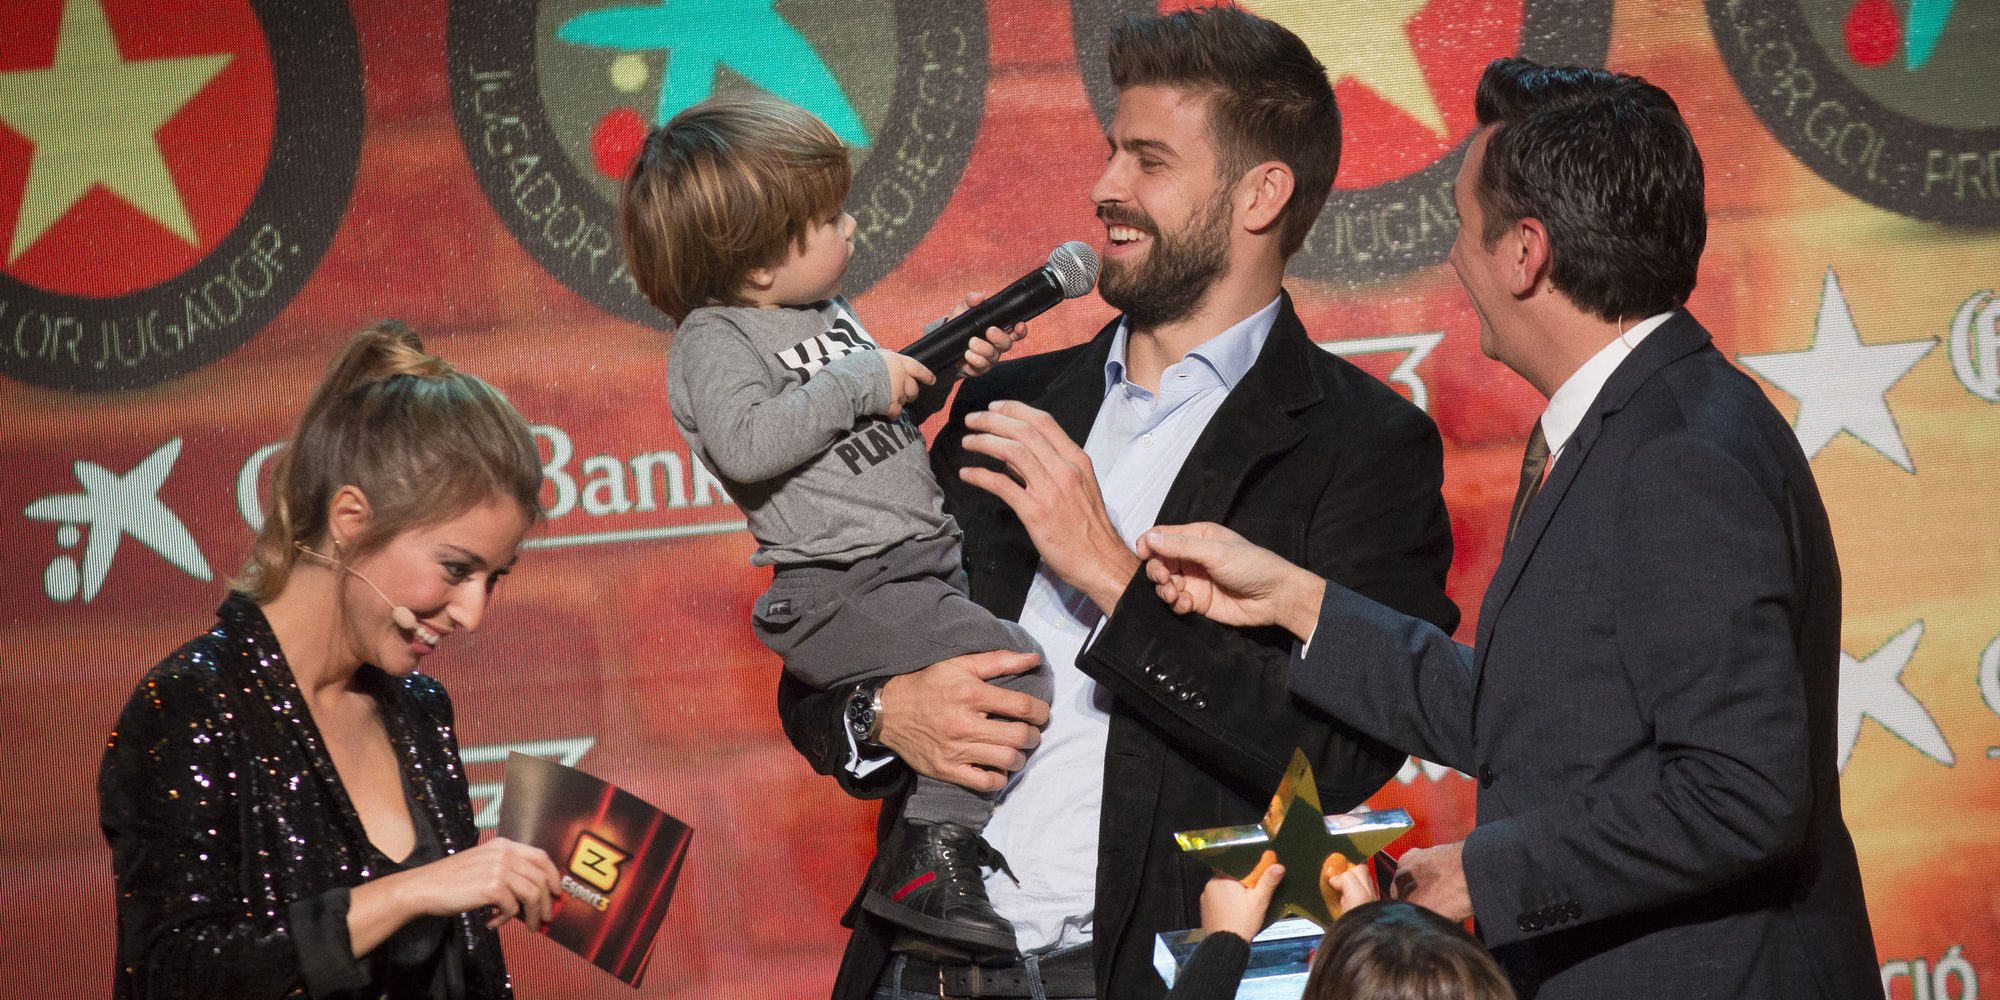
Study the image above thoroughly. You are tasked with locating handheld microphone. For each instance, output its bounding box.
[902,241,1101,374]
[295,542,421,631]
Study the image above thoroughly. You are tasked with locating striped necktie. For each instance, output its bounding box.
[1505,423,1551,545]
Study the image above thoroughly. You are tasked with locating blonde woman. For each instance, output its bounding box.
[100,324,558,1000]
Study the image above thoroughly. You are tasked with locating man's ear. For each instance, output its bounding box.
[1236,161,1296,235]
[1511,217,1552,297]
[327,485,373,552]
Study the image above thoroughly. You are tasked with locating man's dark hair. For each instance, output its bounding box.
[1472,57,1706,321]
[1108,7,1340,258]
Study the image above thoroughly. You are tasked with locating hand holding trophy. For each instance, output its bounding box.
[1155,750,1413,995]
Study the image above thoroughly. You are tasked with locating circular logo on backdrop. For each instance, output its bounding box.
[446,0,986,326]
[1709,0,2000,226]
[1072,0,1611,287]
[0,0,362,393]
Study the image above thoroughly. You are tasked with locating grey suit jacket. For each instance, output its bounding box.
[1292,313,1878,999]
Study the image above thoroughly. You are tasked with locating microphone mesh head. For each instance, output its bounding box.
[1046,241,1101,298]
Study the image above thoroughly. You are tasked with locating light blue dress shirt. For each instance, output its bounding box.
[979,295,1283,953]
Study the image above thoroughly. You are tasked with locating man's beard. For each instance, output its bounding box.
[1097,190,1232,330]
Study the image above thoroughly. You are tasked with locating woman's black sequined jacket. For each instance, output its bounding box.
[99,593,512,999]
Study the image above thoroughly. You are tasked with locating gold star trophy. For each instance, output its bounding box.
[1173,749,1412,930]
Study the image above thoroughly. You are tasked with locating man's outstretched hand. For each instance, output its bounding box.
[1137,522,1325,641]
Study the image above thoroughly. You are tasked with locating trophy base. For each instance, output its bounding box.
[1154,919,1324,1000]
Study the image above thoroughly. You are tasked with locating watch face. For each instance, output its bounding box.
[846,689,873,735]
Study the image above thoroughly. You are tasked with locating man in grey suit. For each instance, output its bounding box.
[1133,59,1878,998]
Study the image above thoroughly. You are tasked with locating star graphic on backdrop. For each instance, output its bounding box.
[24,438,212,603]
[1255,0,1447,136]
[558,0,870,146]
[1739,268,1937,473]
[1836,621,1954,772]
[0,0,232,263]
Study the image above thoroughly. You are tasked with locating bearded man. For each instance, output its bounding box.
[779,8,1461,999]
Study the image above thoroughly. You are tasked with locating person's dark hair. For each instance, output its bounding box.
[1301,900,1515,1000]
[235,322,544,601]
[1107,6,1340,258]
[1471,57,1706,321]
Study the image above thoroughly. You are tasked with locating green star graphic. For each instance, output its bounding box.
[557,0,870,146]
[1175,750,1412,931]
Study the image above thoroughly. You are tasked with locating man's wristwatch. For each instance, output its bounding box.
[844,678,887,749]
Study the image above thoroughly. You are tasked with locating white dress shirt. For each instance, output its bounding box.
[1538,312,1674,470]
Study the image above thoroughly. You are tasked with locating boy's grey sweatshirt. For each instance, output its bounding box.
[666,298,955,567]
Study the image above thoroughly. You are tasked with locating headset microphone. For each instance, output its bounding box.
[295,543,421,632]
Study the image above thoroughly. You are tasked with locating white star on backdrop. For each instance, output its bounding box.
[1836,621,1954,772]
[1739,269,1937,473]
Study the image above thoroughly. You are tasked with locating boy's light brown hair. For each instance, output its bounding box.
[1301,900,1516,1000]
[620,94,852,324]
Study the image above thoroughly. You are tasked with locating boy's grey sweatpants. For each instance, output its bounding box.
[753,531,1048,831]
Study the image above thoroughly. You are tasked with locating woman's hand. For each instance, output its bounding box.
[1199,855,1284,942]
[346,836,562,958]
[415,836,562,929]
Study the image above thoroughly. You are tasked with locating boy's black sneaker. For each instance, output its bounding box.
[861,819,1018,958]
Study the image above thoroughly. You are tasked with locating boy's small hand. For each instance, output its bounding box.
[880,351,935,420]
[1328,859,1379,915]
[1199,856,1284,943]
[948,291,1028,379]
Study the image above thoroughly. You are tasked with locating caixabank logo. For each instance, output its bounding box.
[0,0,363,392]
[1072,0,1610,287]
[447,0,987,326]
[1710,0,2000,226]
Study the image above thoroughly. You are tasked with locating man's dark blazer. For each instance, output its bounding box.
[1295,312,1877,998]
[779,291,1460,999]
